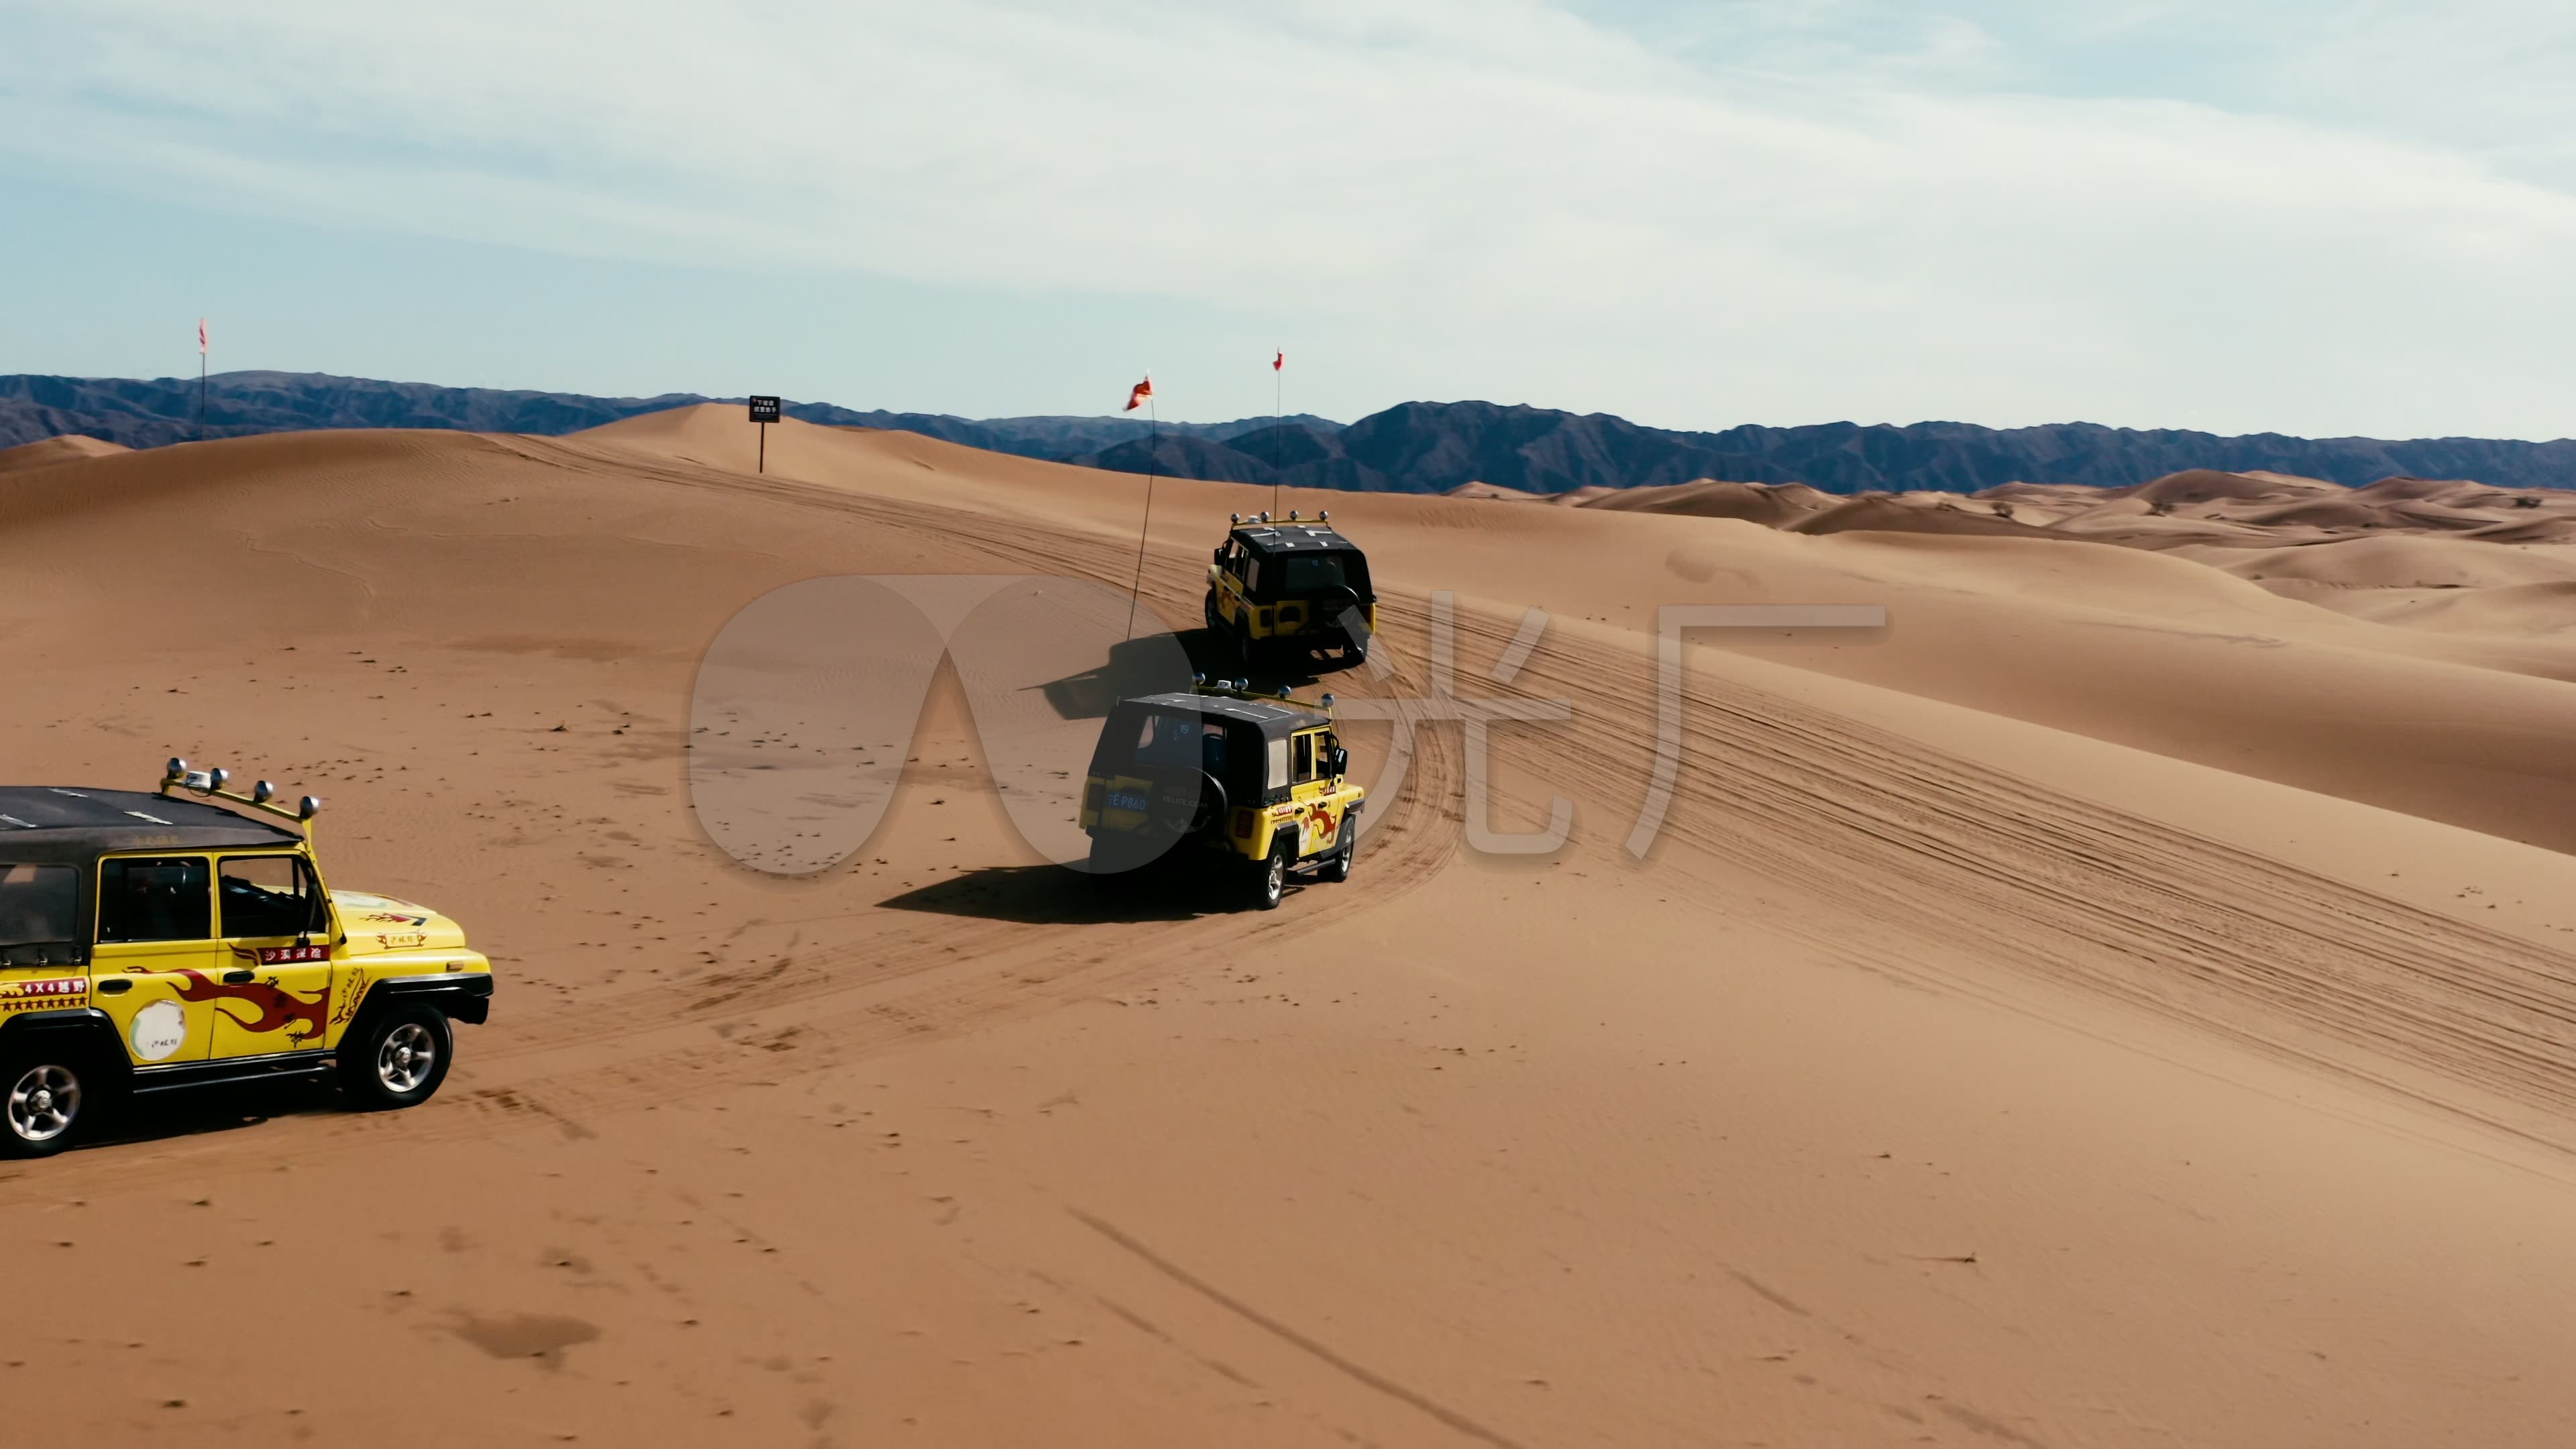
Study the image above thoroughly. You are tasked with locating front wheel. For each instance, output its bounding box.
[1,1049,96,1159]
[1323,826,1356,883]
[340,1006,453,1110]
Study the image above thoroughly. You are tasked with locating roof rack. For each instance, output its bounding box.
[158,759,321,837]
[1189,676,1339,718]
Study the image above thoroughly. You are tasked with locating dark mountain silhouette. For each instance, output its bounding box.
[797,402,1338,459]
[1073,401,2576,495]
[0,372,705,449]
[7,372,2571,494]
[0,372,1336,461]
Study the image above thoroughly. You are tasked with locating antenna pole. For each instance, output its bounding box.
[1124,396,1159,640]
[1271,352,1283,520]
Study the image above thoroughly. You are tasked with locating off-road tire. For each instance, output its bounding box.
[1203,590,1223,631]
[339,1006,453,1111]
[1252,841,1289,911]
[1,1044,97,1159]
[1323,827,1356,883]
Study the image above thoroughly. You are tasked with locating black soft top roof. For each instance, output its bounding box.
[1232,521,1362,557]
[1123,691,1330,742]
[0,787,301,866]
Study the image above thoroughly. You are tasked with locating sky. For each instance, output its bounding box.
[3,1,2573,439]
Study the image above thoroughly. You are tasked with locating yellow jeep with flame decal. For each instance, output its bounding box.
[1079,683,1364,910]
[0,761,494,1158]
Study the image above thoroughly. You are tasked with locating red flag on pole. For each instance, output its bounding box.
[1273,352,1283,372]
[1125,376,1153,412]
[199,319,208,355]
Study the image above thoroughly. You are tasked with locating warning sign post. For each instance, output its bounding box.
[748,394,782,473]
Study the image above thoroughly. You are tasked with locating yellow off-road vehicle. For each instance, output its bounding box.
[1204,511,1377,676]
[0,761,494,1158]
[1079,684,1365,909]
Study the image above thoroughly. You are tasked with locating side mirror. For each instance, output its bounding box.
[1330,747,1349,776]
[1214,547,1227,564]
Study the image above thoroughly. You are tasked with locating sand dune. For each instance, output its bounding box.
[7,407,2576,1446]
[2119,465,2338,506]
[2190,533,2576,590]
[1582,477,1834,525]
[0,432,129,473]
[1787,493,2052,538]
[1450,466,2576,653]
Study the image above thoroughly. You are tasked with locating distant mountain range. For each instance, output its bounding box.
[7,371,2572,495]
[0,372,1321,461]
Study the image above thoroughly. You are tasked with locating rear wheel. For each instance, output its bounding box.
[340,1006,453,1111]
[1,1048,95,1159]
[1203,590,1223,631]
[1251,841,1289,911]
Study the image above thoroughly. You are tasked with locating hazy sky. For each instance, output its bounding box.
[5,1,2573,437]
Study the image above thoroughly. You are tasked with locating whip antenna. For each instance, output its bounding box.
[1122,372,1159,640]
[1271,349,1285,521]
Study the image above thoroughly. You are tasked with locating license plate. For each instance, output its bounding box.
[1107,791,1150,812]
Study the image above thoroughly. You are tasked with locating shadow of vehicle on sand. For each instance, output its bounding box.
[1029,627,1331,724]
[877,859,1299,925]
[40,1075,351,1161]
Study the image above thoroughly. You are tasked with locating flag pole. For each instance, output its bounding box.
[1271,351,1283,520]
[197,319,207,443]
[1124,390,1159,641]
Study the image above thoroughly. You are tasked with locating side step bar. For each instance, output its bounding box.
[129,1056,338,1096]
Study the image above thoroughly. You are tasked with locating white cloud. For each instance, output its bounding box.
[3,0,2573,437]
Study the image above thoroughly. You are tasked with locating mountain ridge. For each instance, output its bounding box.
[7,371,2571,494]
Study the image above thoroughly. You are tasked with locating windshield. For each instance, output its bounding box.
[0,863,78,949]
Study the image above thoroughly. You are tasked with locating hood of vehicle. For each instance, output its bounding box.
[331,890,468,954]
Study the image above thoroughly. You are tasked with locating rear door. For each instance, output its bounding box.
[0,863,88,1016]
[91,855,225,1066]
[211,853,337,1059]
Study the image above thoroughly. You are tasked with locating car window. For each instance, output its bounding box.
[97,857,213,943]
[1283,554,1349,594]
[1244,558,1260,593]
[1293,733,1319,783]
[1132,712,1220,769]
[220,855,325,938]
[0,864,78,949]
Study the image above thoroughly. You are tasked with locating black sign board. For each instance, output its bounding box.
[747,395,782,423]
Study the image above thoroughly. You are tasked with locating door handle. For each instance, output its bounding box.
[223,969,256,985]
[98,978,132,995]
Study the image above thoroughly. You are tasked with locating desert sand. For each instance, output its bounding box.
[0,433,129,474]
[5,409,2576,1446]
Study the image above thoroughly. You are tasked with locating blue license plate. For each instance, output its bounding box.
[1108,791,1150,812]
